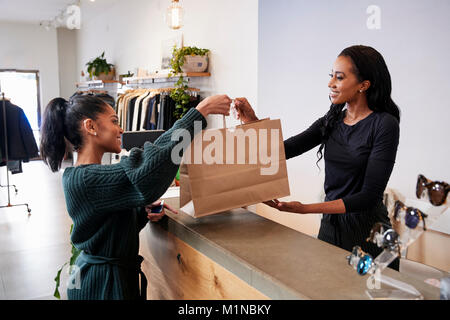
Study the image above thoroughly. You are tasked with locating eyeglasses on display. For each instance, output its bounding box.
[366,222,401,257]
[416,174,449,206]
[394,200,428,231]
[347,246,374,276]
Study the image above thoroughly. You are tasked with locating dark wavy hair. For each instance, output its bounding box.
[317,45,401,165]
[40,95,108,172]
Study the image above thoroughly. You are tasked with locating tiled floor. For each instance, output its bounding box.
[0,160,73,300]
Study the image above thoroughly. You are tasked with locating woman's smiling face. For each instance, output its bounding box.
[93,105,124,154]
[328,55,367,105]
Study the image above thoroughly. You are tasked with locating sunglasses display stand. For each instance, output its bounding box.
[396,199,448,247]
[367,250,424,299]
[365,199,448,300]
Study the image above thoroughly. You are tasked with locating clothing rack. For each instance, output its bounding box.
[0,92,31,215]
[122,74,183,87]
[121,72,210,87]
[119,86,200,95]
[0,178,18,194]
[76,81,122,104]
[117,87,200,130]
[76,80,123,90]
[75,89,108,94]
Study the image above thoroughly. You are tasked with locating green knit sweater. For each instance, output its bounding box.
[63,108,206,300]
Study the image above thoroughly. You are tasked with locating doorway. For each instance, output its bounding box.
[0,69,42,149]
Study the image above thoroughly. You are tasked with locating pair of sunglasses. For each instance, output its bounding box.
[416,174,449,206]
[366,222,401,257]
[394,200,428,230]
[347,246,373,276]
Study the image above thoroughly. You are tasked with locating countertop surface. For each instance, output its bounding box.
[147,198,440,300]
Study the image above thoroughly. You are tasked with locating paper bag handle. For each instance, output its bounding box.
[222,114,227,129]
[222,115,244,129]
[222,99,243,129]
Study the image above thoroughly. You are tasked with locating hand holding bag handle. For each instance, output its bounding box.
[222,99,244,129]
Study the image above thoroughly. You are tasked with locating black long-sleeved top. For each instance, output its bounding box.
[65,108,207,299]
[284,110,399,213]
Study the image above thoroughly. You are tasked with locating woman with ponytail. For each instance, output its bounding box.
[235,45,401,270]
[40,94,231,299]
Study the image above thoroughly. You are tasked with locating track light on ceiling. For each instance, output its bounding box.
[39,4,81,30]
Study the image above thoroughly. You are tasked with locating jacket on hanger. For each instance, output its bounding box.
[0,100,39,165]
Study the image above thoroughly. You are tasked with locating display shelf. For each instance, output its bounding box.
[75,80,124,90]
[122,72,210,86]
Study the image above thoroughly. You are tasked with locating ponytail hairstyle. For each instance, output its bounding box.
[316,45,401,165]
[40,95,109,172]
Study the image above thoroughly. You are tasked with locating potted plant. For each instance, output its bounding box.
[170,46,209,74]
[169,46,210,119]
[86,52,115,81]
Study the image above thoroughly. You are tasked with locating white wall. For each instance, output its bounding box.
[258,0,450,235]
[73,0,449,237]
[75,0,259,128]
[57,28,78,100]
[0,21,60,112]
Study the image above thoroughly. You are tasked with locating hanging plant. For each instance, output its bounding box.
[169,46,209,120]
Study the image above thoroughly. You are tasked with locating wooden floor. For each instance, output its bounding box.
[0,160,73,300]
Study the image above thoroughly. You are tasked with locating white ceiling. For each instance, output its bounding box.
[0,0,78,23]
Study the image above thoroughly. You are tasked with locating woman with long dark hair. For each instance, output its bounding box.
[235,45,401,269]
[40,94,231,299]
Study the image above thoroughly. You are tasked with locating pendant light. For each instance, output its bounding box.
[166,0,184,30]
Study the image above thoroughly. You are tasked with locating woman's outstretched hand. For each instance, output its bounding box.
[196,95,232,118]
[234,97,259,123]
[145,200,179,223]
[263,199,307,214]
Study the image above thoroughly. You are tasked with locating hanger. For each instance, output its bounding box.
[0,94,10,101]
[0,82,10,100]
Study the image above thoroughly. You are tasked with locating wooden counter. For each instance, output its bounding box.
[139,197,440,300]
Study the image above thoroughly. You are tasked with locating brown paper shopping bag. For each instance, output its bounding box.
[180,118,290,218]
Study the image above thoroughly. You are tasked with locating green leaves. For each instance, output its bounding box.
[169,46,209,119]
[170,75,191,120]
[53,262,68,299]
[85,51,114,77]
[53,224,82,299]
[169,46,209,74]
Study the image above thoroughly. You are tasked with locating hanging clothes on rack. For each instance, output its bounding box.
[116,88,201,132]
[132,91,150,132]
[118,89,145,131]
[143,93,160,131]
[0,98,39,166]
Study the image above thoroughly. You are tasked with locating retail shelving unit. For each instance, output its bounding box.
[120,72,211,92]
